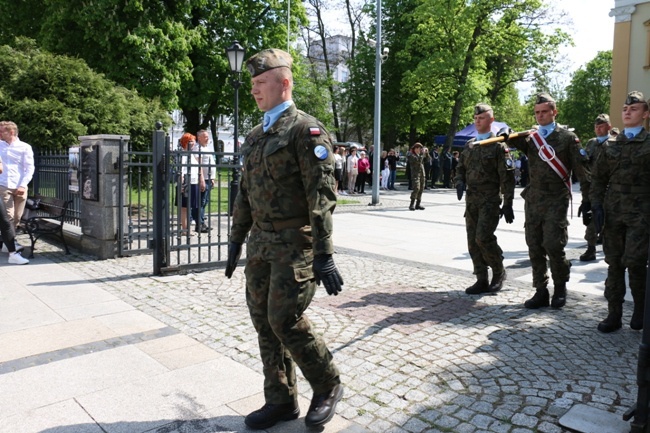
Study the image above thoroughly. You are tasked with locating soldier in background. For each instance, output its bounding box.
[456,103,515,294]
[591,91,650,333]
[579,114,611,262]
[225,48,344,429]
[501,93,590,310]
[408,142,426,210]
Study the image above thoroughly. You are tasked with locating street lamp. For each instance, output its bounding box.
[226,40,246,215]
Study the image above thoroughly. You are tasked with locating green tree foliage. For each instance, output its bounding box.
[561,51,612,142]
[366,0,570,149]
[0,38,170,153]
[0,0,326,138]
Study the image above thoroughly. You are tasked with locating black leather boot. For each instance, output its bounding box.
[415,200,425,210]
[245,402,300,429]
[551,283,567,309]
[598,304,623,333]
[305,384,344,427]
[524,287,550,309]
[409,200,415,211]
[631,302,645,330]
[465,278,490,295]
[579,246,596,262]
[488,270,506,292]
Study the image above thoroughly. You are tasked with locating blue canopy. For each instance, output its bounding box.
[435,121,509,147]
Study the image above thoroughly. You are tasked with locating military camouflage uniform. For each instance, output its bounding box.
[230,104,340,404]
[591,129,650,319]
[508,127,590,290]
[582,136,604,249]
[408,152,426,202]
[455,135,515,281]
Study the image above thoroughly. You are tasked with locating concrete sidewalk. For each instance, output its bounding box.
[0,256,363,433]
[0,184,641,433]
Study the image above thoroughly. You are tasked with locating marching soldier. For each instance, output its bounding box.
[408,142,426,210]
[225,48,344,429]
[579,113,611,262]
[456,103,515,294]
[591,91,650,333]
[500,93,590,309]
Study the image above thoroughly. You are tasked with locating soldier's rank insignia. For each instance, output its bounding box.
[314,145,328,160]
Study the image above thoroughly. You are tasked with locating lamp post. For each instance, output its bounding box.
[371,0,383,205]
[226,41,246,216]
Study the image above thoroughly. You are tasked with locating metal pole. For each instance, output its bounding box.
[371,0,382,205]
[287,0,291,51]
[152,121,168,275]
[229,74,241,216]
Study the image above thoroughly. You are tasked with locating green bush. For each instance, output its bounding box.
[0,37,171,153]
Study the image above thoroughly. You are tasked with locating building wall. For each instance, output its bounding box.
[610,0,650,129]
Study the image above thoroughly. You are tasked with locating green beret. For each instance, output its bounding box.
[535,93,555,105]
[246,48,293,78]
[474,103,492,115]
[625,91,646,105]
[595,113,610,125]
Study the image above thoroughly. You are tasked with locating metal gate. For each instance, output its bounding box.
[118,126,238,275]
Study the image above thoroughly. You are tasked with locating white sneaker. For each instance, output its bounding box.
[1,242,24,253]
[8,252,29,265]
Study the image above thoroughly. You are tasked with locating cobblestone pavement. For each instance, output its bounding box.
[33,187,642,433]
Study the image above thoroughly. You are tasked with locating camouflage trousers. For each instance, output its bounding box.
[583,220,598,248]
[464,198,504,278]
[410,173,425,201]
[602,212,649,306]
[244,226,340,404]
[523,195,571,288]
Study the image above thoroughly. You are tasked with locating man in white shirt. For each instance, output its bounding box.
[0,121,35,239]
[193,129,217,233]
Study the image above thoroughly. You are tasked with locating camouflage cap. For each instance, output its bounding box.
[610,127,620,136]
[594,113,610,125]
[535,93,555,105]
[624,90,646,105]
[411,142,423,150]
[474,103,492,115]
[246,49,293,78]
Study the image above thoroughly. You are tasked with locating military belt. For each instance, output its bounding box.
[530,182,566,192]
[608,184,650,194]
[256,216,311,232]
[467,183,499,192]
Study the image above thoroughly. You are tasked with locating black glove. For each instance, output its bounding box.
[225,241,242,278]
[456,182,465,201]
[313,254,344,296]
[500,204,515,224]
[593,204,605,235]
[496,127,512,141]
[578,201,591,226]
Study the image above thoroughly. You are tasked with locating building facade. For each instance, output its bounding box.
[610,0,650,128]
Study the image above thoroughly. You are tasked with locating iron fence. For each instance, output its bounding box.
[32,151,80,226]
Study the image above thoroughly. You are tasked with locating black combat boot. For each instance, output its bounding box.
[631,302,645,330]
[551,283,567,309]
[409,200,415,211]
[488,270,506,292]
[465,278,490,295]
[415,200,425,210]
[245,402,300,429]
[597,304,623,333]
[524,287,550,309]
[579,246,596,262]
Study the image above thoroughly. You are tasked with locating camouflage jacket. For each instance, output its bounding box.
[591,129,650,212]
[408,153,425,179]
[508,126,590,201]
[230,104,337,255]
[583,137,604,166]
[455,135,515,206]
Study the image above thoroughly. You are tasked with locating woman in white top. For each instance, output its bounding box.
[346,147,359,194]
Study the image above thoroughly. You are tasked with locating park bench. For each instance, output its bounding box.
[22,194,72,258]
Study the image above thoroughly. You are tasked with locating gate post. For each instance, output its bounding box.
[77,134,129,259]
[152,122,169,275]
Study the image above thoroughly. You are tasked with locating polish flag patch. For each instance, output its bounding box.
[309,127,321,136]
